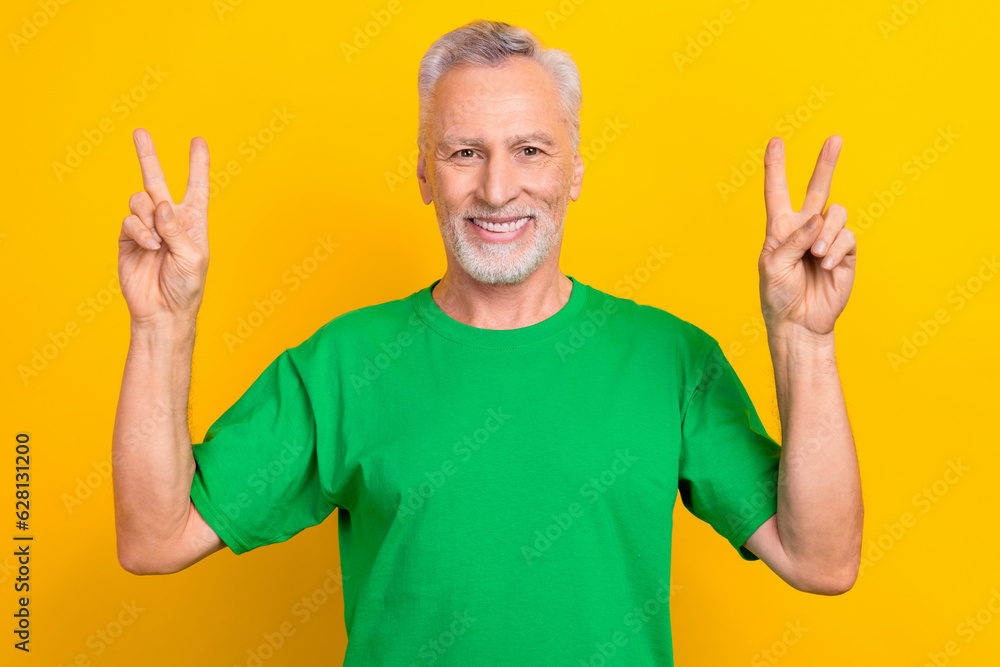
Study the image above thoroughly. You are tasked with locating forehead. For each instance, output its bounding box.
[429,57,565,140]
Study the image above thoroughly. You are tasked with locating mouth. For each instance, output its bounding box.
[467,215,533,234]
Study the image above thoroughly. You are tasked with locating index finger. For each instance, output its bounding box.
[764,137,792,224]
[801,134,842,215]
[132,128,172,204]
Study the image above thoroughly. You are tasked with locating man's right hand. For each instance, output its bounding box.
[119,128,210,326]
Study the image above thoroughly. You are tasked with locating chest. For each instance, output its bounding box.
[342,351,683,533]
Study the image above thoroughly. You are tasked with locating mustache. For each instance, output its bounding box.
[459,203,539,220]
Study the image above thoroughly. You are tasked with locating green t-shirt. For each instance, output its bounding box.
[190,275,781,666]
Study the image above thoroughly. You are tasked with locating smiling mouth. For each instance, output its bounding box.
[468,216,532,233]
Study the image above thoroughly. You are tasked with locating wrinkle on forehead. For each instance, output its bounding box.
[428,57,568,149]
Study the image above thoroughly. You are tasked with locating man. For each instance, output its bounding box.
[113,20,862,666]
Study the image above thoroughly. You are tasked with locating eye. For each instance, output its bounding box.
[523,146,539,156]
[456,149,476,158]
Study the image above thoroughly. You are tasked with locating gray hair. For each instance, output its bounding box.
[417,20,582,153]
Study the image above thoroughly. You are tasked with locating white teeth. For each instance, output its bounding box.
[473,217,530,233]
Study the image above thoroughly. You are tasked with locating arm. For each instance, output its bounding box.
[742,327,861,594]
[113,316,224,574]
[113,129,223,574]
[741,135,863,595]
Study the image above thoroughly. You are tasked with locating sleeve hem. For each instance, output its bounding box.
[728,505,777,562]
[189,474,253,556]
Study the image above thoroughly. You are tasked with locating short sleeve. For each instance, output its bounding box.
[189,348,339,555]
[678,340,781,561]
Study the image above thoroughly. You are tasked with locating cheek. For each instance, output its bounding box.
[434,168,479,204]
[528,163,572,203]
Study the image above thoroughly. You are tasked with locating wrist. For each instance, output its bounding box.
[766,322,839,383]
[765,321,836,350]
[129,314,198,352]
[130,310,198,331]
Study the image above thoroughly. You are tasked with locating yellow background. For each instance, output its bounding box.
[3,0,998,664]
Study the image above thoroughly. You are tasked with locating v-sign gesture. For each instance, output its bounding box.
[758,135,856,338]
[118,129,211,326]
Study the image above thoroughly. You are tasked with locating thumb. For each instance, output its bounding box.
[769,214,823,270]
[153,201,189,250]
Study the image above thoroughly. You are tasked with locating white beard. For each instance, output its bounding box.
[436,200,567,285]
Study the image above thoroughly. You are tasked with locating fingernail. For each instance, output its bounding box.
[146,237,161,250]
[813,240,827,255]
[822,256,834,269]
[162,205,172,221]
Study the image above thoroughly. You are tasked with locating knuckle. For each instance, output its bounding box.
[122,215,141,236]
[129,191,150,211]
[827,202,847,217]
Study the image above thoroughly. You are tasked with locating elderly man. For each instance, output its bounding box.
[113,19,862,666]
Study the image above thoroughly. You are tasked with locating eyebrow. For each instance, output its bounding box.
[439,132,558,151]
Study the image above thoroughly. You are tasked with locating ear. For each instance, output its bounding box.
[417,149,433,205]
[569,148,584,201]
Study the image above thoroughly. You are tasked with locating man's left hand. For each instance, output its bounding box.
[758,135,856,338]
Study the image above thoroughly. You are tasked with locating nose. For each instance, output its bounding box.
[476,154,521,209]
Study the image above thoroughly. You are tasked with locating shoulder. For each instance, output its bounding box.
[581,281,720,360]
[283,285,425,366]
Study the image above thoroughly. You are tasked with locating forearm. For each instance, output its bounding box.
[768,325,862,585]
[112,317,198,565]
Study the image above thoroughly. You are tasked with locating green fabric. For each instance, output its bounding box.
[189,275,781,666]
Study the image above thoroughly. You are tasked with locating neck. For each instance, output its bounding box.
[431,265,573,330]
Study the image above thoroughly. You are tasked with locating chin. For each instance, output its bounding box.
[458,249,552,285]
[467,271,532,286]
